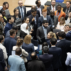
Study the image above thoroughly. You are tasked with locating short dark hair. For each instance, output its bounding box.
[7,16,11,22]
[3,2,8,5]
[57,4,61,8]
[10,29,16,36]
[42,46,49,53]
[14,8,18,13]
[31,9,37,13]
[50,38,57,45]
[58,32,66,38]
[12,26,18,30]
[23,17,29,23]
[0,35,3,42]
[42,20,48,24]
[42,42,48,48]
[16,48,22,55]
[31,52,37,60]
[51,0,56,2]
[35,0,40,4]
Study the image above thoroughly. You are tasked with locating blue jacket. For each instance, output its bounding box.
[8,55,26,71]
[4,22,13,35]
[22,43,34,60]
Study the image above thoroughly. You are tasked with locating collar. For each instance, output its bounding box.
[60,39,65,41]
[51,5,55,8]
[51,45,56,47]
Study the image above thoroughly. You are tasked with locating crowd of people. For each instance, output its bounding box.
[0,0,71,71]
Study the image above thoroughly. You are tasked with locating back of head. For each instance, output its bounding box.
[16,48,22,55]
[7,16,11,22]
[42,20,48,24]
[10,29,15,36]
[42,42,48,48]
[31,9,37,13]
[12,26,18,30]
[0,35,3,42]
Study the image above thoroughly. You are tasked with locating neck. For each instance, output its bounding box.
[8,22,11,24]
[51,45,55,46]
[16,54,20,56]
[10,36,14,38]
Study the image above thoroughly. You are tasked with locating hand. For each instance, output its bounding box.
[26,25,29,29]
[4,67,8,71]
[31,29,34,31]
[29,32,32,34]
[32,18,35,21]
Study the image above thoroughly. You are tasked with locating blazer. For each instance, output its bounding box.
[55,11,66,22]
[39,53,53,71]
[56,39,71,63]
[38,15,52,27]
[27,60,45,71]
[22,43,34,60]
[0,48,6,71]
[27,10,40,17]
[48,46,62,69]
[4,37,16,56]
[8,55,26,71]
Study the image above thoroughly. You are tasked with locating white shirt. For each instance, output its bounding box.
[65,18,71,24]
[0,43,8,59]
[37,7,42,16]
[51,5,56,11]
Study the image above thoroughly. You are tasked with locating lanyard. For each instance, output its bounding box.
[56,11,61,17]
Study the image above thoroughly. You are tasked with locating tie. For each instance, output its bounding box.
[21,7,23,20]
[53,7,54,11]
[70,19,71,23]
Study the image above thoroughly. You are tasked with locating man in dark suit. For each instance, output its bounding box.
[63,1,71,20]
[35,0,44,16]
[28,9,39,40]
[27,52,45,71]
[37,20,51,44]
[47,0,57,15]
[56,32,71,71]
[39,46,53,71]
[49,38,62,71]
[38,8,52,27]
[16,0,26,21]
[27,6,40,17]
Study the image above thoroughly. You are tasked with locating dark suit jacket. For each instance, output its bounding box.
[0,49,6,71]
[27,60,45,71]
[16,6,26,18]
[27,10,40,17]
[38,15,52,27]
[48,47,62,69]
[56,39,71,63]
[39,53,53,71]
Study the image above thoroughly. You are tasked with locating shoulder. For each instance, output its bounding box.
[38,26,42,30]
[47,6,51,9]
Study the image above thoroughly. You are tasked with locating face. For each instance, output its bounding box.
[11,17,14,23]
[64,26,69,32]
[57,6,61,11]
[66,2,70,8]
[37,1,41,6]
[50,11,54,17]
[25,18,29,24]
[42,11,47,17]
[68,12,71,17]
[32,11,37,17]
[13,32,16,37]
[18,1,23,7]
[15,9,19,15]
[0,15,3,22]
[2,11,5,16]
[51,0,56,6]
[43,23,48,28]
[47,33,51,39]
[5,4,9,9]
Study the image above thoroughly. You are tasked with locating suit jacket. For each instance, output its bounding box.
[16,6,26,19]
[8,55,26,71]
[4,37,16,56]
[56,39,71,63]
[0,48,6,71]
[27,10,40,17]
[39,53,53,71]
[22,43,34,60]
[27,60,45,71]
[38,15,52,27]
[48,47,62,69]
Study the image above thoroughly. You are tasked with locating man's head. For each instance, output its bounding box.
[16,48,22,55]
[57,5,61,12]
[68,12,71,18]
[42,20,49,28]
[0,35,4,43]
[12,26,18,33]
[18,0,23,7]
[31,6,36,10]
[31,52,37,60]
[31,9,37,17]
[35,0,41,7]
[0,14,3,22]
[42,9,47,17]
[42,46,49,53]
[50,38,57,45]
[66,1,71,8]
[64,24,69,32]
[10,29,16,38]
[51,0,56,6]
[50,10,55,17]
[3,2,9,9]
[58,32,66,40]
[2,10,6,16]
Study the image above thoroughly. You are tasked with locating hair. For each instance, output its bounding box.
[0,35,3,42]
[16,39,23,46]
[65,24,69,27]
[42,42,48,48]
[35,0,40,4]
[31,52,37,60]
[23,17,29,23]
[0,26,3,33]
[12,26,18,30]
[16,48,22,55]
[31,9,37,13]
[42,46,49,53]
[3,2,9,5]
[60,17,65,25]
[57,4,61,8]
[48,31,57,39]
[24,35,31,44]
[42,20,48,24]
[7,16,11,22]
[50,38,57,45]
[51,0,56,2]
[58,32,66,38]
[42,8,47,12]
[14,8,19,13]
[10,29,16,36]
[69,24,71,28]
[66,1,71,4]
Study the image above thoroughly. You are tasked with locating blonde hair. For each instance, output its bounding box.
[48,31,57,39]
[60,17,65,25]
[24,35,31,44]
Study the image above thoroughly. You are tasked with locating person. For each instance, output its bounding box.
[28,9,39,40]
[38,8,52,27]
[4,29,16,56]
[27,6,40,17]
[4,16,14,35]
[35,0,44,16]
[13,38,28,62]
[16,0,26,21]
[47,0,57,15]
[56,32,71,71]
[48,38,62,71]
[37,20,51,44]
[22,35,34,60]
[39,46,53,71]
[55,5,66,22]
[8,48,26,71]
[49,10,58,29]
[27,52,45,71]
[63,1,71,20]
[56,17,65,31]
